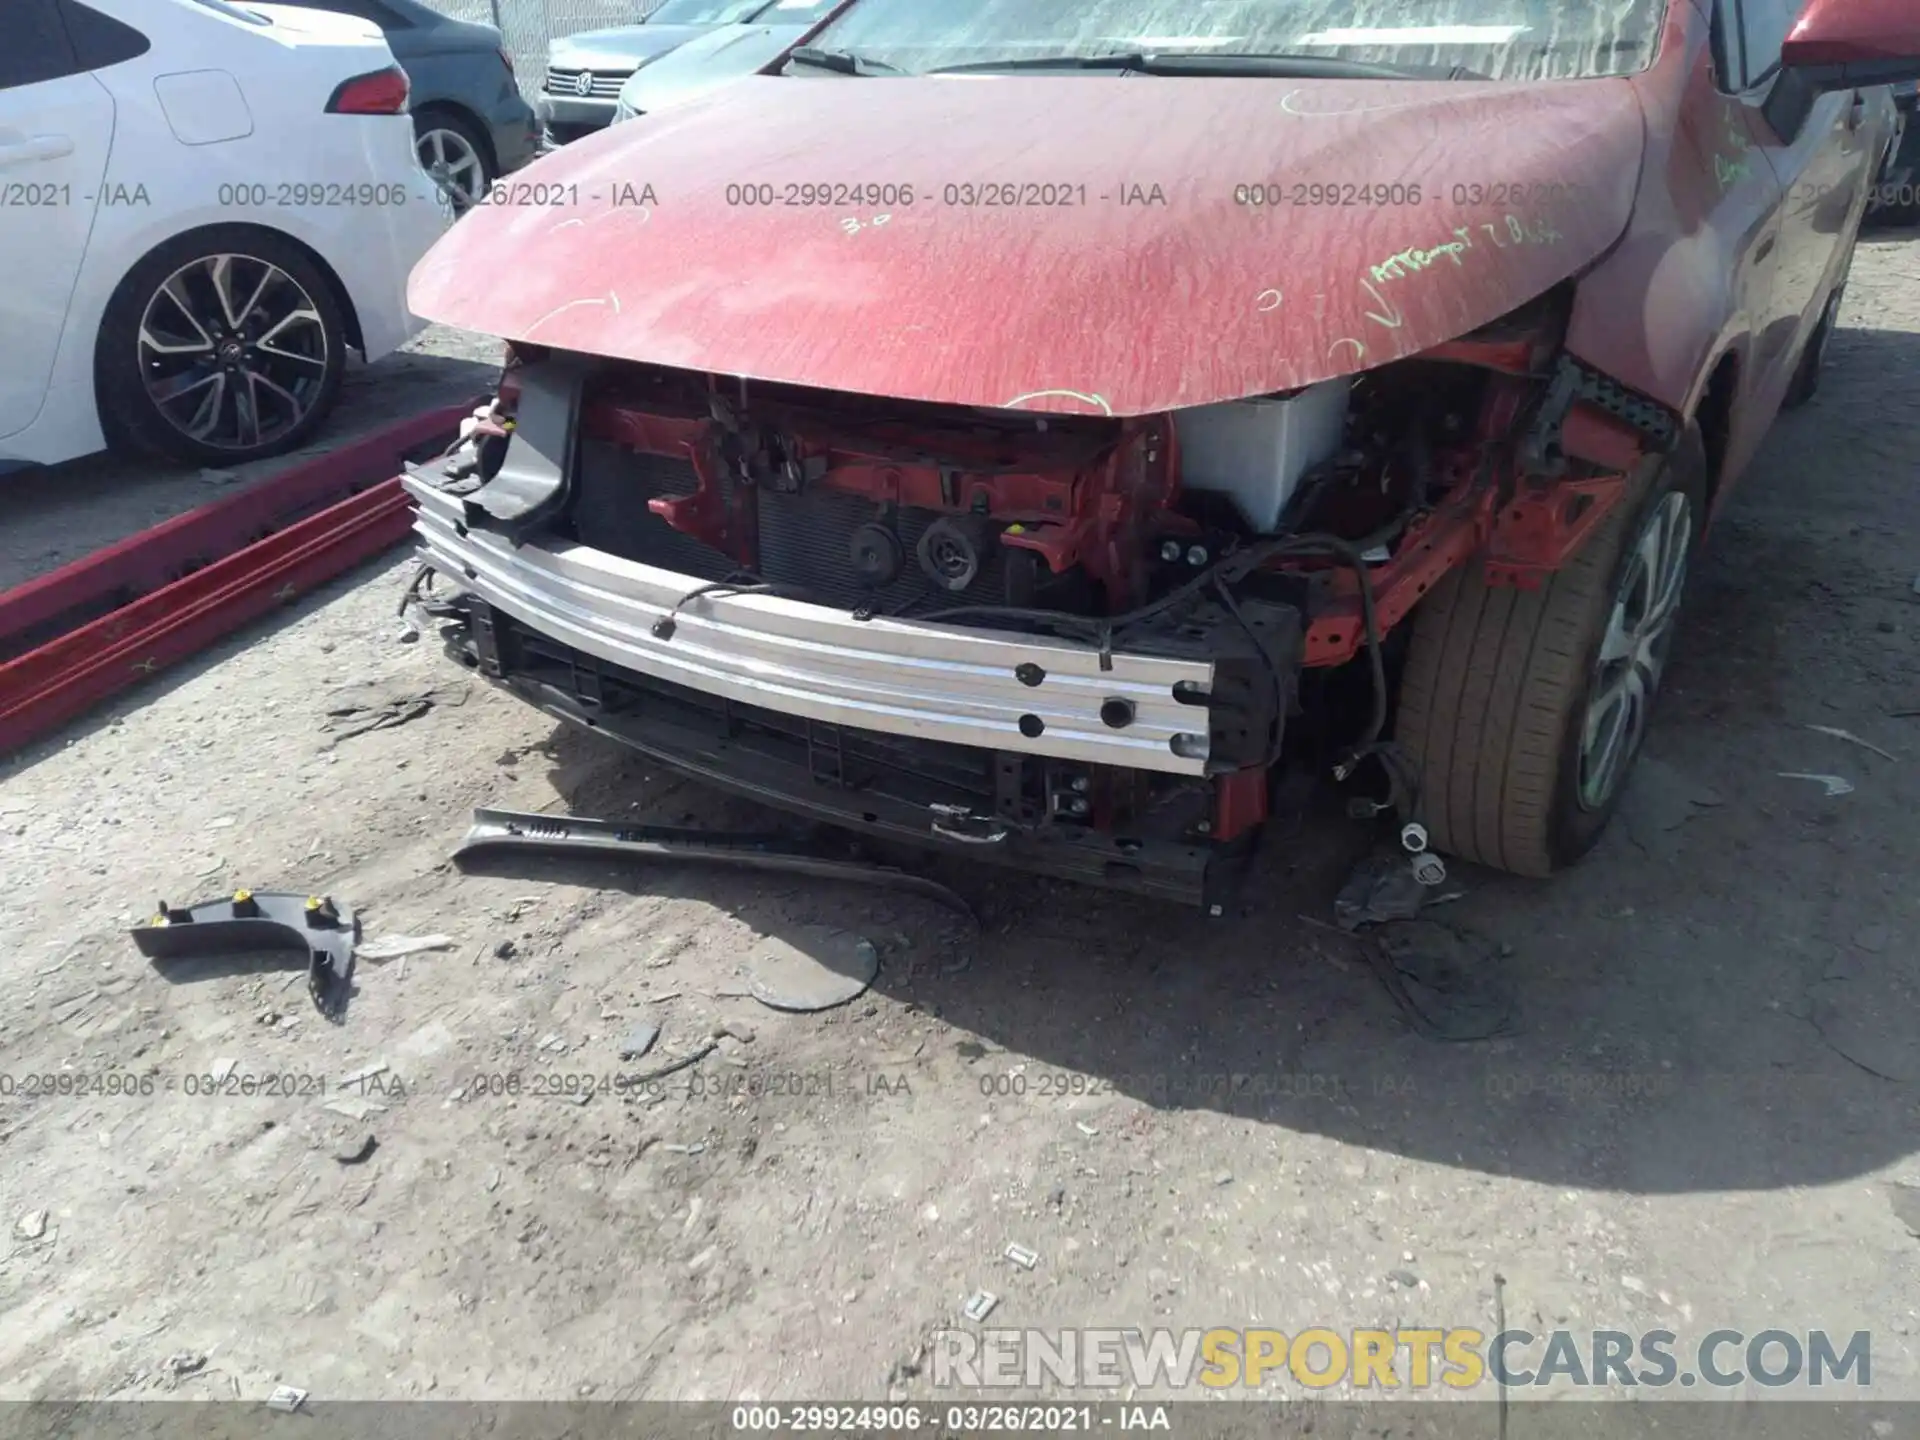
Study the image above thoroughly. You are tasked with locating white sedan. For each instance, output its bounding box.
[0,0,452,467]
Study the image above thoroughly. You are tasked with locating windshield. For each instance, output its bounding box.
[649,0,766,24]
[801,0,1668,80]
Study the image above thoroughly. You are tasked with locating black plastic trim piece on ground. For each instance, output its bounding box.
[131,891,358,1019]
[455,808,979,924]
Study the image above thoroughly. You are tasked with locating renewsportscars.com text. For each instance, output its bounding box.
[931,1327,1872,1392]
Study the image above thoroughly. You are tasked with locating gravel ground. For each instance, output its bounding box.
[0,237,1917,1419]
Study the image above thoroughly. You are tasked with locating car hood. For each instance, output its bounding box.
[411,75,1647,416]
[617,22,807,111]
[549,23,714,70]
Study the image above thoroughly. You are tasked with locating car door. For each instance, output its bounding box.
[1734,0,1875,390]
[0,0,115,439]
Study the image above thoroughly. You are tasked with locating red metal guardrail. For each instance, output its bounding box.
[0,402,477,757]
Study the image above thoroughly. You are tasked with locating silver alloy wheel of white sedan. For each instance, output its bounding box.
[418,125,487,212]
[136,252,331,452]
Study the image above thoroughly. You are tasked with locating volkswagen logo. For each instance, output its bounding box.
[573,70,594,96]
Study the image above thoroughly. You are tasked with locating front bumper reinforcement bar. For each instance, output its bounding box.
[403,477,1218,776]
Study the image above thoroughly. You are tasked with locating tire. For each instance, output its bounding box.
[414,108,493,214]
[1395,429,1708,877]
[1781,285,1841,411]
[96,226,347,465]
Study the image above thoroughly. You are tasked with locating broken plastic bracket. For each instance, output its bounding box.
[453,808,978,924]
[131,891,359,1019]
[459,355,590,543]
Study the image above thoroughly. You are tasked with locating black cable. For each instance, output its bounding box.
[397,562,437,618]
[1271,454,1351,535]
[911,536,1268,637]
[906,528,1267,635]
[651,571,817,640]
[1273,533,1388,763]
[863,457,1458,803]
[888,601,1108,638]
[904,489,1420,639]
[1211,575,1289,769]
[903,527,1393,775]
[1347,738,1423,824]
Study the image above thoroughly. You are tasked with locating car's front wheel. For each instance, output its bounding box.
[1395,429,1707,876]
[96,227,348,465]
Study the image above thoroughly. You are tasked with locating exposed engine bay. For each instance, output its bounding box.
[474,347,1471,620]
[407,287,1671,908]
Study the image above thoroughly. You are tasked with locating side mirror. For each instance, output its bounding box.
[1781,0,1920,90]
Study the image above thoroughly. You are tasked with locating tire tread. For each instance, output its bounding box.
[1396,452,1672,877]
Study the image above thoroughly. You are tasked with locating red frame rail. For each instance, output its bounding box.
[0,403,475,757]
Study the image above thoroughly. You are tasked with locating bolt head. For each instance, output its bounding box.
[1186,546,1209,567]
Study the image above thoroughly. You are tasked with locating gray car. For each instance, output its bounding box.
[270,0,539,210]
[538,0,768,146]
[610,0,844,123]
[1875,81,1920,224]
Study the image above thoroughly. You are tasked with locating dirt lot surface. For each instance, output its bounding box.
[1,237,1918,1421]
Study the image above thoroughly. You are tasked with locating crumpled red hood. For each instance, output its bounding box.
[410,74,1645,415]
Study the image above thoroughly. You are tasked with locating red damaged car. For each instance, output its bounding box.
[402,0,1918,910]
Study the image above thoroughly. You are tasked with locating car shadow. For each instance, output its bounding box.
[485,318,1920,1198]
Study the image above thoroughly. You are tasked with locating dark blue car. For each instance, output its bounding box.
[270,0,540,211]
[1880,81,1920,223]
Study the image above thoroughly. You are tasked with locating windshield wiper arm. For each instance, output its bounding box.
[787,45,902,75]
[929,52,1480,80]
[927,52,1151,75]
[1166,52,1487,79]
[1142,52,1451,79]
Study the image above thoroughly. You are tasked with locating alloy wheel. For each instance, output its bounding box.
[136,254,330,453]
[419,127,487,212]
[1577,490,1692,811]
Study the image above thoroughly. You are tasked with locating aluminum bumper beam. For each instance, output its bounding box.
[404,478,1215,775]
